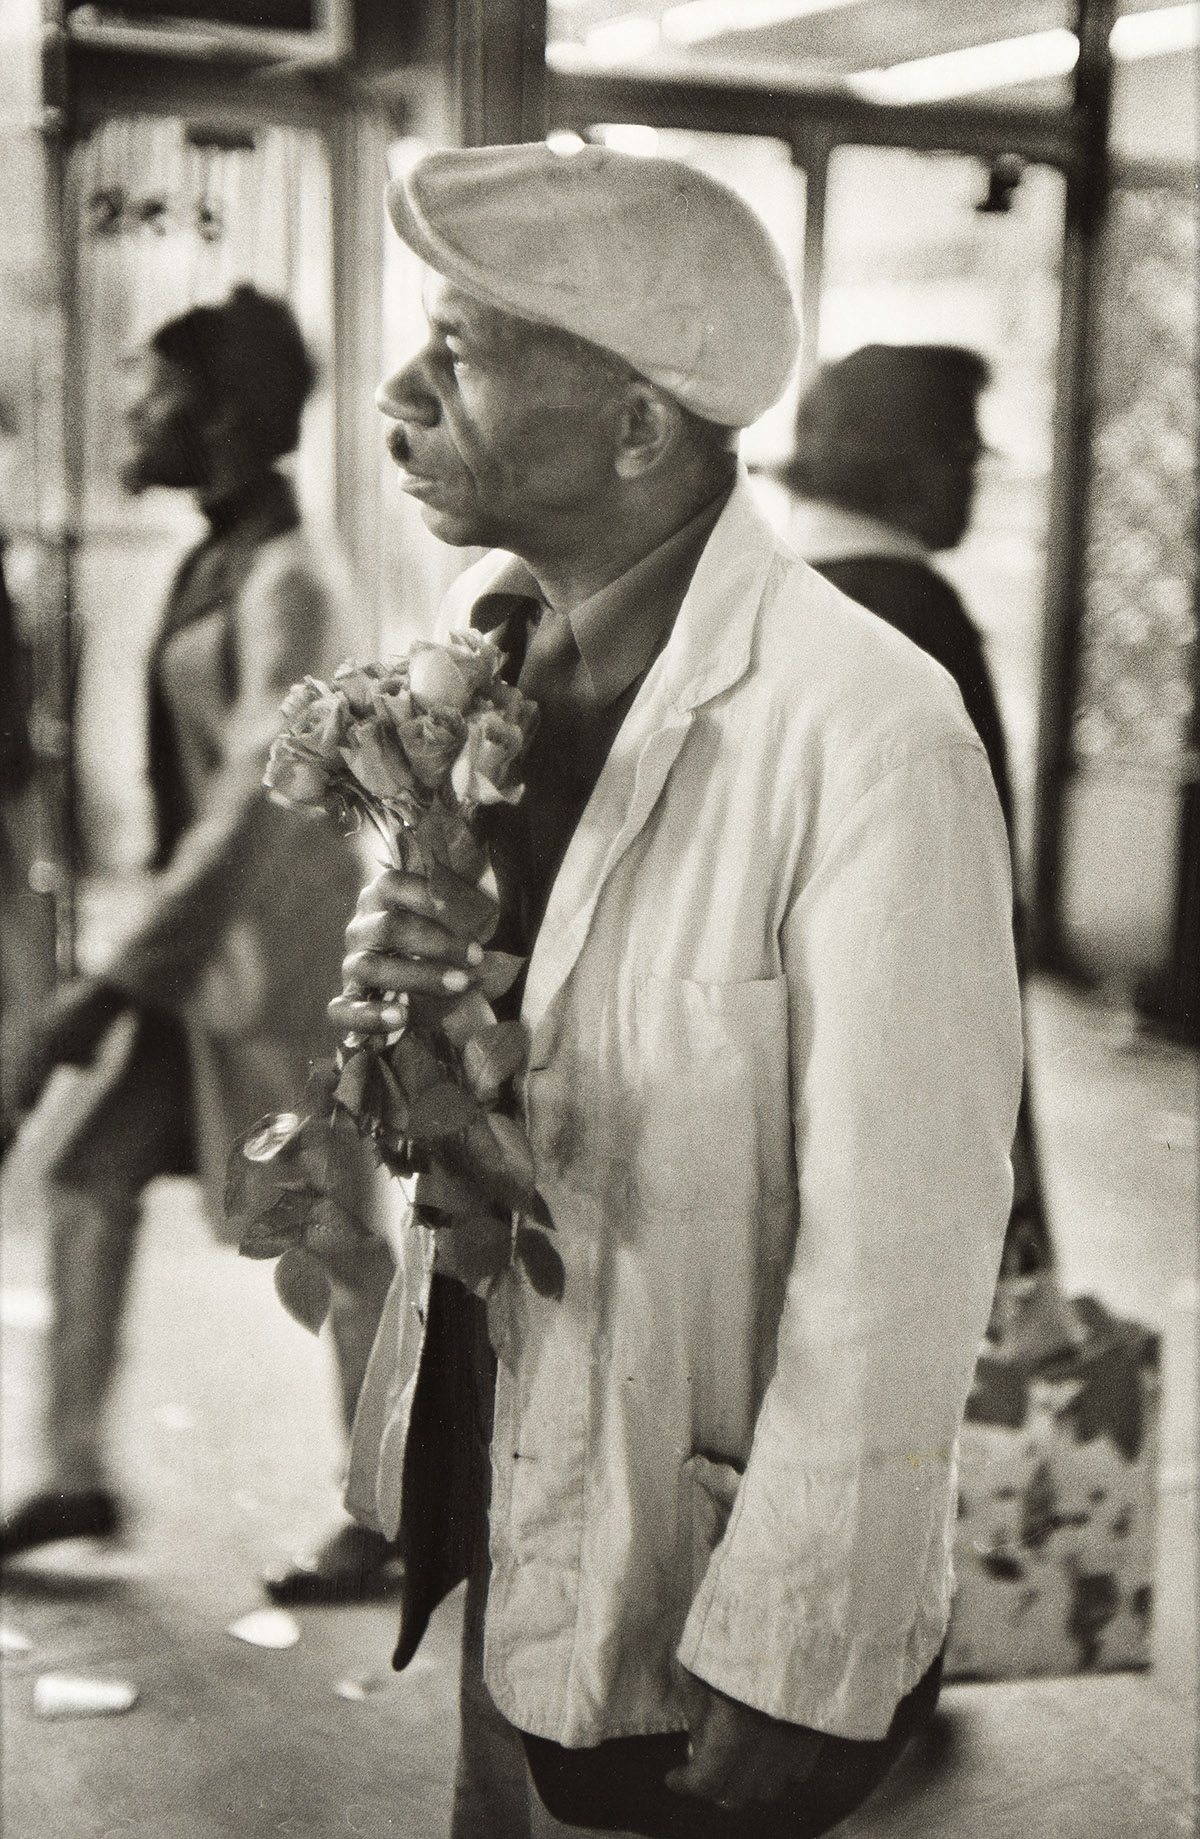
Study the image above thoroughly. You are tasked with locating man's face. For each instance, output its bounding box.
[376,277,620,554]
[120,351,207,495]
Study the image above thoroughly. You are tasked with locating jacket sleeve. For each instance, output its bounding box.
[677,737,1023,1740]
[107,538,354,1012]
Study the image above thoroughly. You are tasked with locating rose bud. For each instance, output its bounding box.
[332,665,384,717]
[408,643,472,712]
[446,629,502,696]
[390,702,467,790]
[341,719,418,800]
[279,677,329,723]
[264,737,332,810]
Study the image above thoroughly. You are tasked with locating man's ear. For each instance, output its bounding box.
[612,382,682,480]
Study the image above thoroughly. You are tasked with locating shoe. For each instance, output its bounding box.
[0,1487,123,1562]
[261,1523,401,1607]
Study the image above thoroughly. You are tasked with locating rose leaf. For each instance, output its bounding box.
[515,1227,565,1300]
[407,1081,481,1140]
[274,1247,333,1334]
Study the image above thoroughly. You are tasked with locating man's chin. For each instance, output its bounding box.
[415,502,491,549]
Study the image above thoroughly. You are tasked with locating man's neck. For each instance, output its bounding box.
[521,457,736,614]
[196,465,286,529]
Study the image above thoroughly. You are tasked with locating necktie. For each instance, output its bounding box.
[517,603,581,710]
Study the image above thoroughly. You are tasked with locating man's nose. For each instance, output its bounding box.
[375,350,439,426]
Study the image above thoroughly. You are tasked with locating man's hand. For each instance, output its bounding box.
[17,978,127,1112]
[665,1679,825,1814]
[327,867,486,1038]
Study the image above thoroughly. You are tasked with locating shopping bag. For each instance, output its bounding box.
[947,1280,1160,1680]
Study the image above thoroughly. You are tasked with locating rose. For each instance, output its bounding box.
[280,677,349,746]
[332,660,409,716]
[451,709,528,808]
[340,715,420,800]
[264,733,339,811]
[408,643,474,712]
[490,677,539,741]
[446,628,502,697]
[380,690,468,791]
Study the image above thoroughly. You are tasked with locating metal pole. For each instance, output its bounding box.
[792,128,832,387]
[1027,0,1116,967]
[34,1,81,979]
[456,0,546,149]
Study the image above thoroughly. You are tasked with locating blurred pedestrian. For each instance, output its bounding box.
[782,342,1050,1275]
[0,287,397,1602]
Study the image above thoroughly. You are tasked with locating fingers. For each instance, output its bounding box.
[664,1687,824,1814]
[348,871,483,966]
[665,1694,744,1809]
[334,869,486,1035]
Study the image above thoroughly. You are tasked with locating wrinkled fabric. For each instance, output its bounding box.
[347,475,1022,1744]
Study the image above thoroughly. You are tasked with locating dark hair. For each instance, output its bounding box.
[781,344,990,514]
[150,284,317,461]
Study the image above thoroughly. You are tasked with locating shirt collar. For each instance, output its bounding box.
[470,483,733,706]
[563,485,731,705]
[786,498,930,567]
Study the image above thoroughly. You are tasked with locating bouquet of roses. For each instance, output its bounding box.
[224,631,561,1335]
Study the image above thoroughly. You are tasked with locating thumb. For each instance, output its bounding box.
[664,1697,736,1802]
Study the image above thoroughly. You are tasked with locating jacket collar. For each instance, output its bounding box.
[521,469,779,1051]
[786,498,930,567]
[654,466,778,714]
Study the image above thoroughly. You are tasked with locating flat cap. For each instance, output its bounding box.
[386,142,800,429]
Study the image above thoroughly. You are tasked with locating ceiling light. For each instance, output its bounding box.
[662,0,863,46]
[849,6,1198,105]
[1111,3,1199,58]
[597,124,662,156]
[848,29,1079,104]
[584,14,661,64]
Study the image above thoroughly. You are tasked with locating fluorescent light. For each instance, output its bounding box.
[597,124,662,156]
[849,29,1079,104]
[662,0,863,46]
[1111,3,1199,58]
[849,7,1198,105]
[584,13,660,63]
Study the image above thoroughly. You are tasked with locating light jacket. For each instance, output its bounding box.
[347,474,1023,1743]
[98,502,369,1226]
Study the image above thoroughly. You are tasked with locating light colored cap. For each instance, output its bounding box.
[385,142,800,429]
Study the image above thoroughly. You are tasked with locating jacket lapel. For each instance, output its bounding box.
[522,474,779,1055]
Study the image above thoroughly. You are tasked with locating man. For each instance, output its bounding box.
[782,344,1012,822]
[1,286,396,1605]
[783,342,1051,1278]
[339,145,1022,1836]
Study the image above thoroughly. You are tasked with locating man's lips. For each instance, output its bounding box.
[386,426,443,498]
